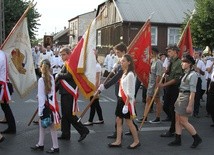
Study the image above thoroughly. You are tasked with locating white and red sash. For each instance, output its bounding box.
[119,83,136,119]
[60,80,79,115]
[0,53,11,103]
[47,93,60,125]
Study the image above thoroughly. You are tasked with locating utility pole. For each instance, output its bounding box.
[0,0,5,45]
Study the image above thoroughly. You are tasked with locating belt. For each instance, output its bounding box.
[179,90,190,93]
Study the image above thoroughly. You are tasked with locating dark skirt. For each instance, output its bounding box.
[115,97,131,119]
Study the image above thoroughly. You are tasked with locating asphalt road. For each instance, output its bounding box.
[0,84,214,155]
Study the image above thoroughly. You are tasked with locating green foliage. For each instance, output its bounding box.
[187,0,214,50]
[4,0,41,42]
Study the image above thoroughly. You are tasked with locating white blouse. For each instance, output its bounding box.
[119,71,135,100]
[37,75,55,116]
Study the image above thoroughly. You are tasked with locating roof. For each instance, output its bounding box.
[114,0,195,24]
[53,28,69,41]
[68,10,96,22]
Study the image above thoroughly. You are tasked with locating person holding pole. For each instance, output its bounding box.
[168,54,202,148]
[108,54,140,149]
[55,47,89,142]
[98,42,138,138]
[83,50,104,126]
[137,47,163,123]
[158,44,183,137]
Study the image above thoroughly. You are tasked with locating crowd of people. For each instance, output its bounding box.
[1,42,214,153]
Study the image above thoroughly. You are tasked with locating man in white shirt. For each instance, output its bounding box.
[193,49,206,118]
[51,50,63,78]
[32,46,41,77]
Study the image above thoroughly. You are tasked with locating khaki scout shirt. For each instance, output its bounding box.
[167,57,183,84]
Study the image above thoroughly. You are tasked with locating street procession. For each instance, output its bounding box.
[1,0,214,154]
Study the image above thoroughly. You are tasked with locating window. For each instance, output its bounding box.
[97,30,101,46]
[151,27,158,46]
[167,27,181,45]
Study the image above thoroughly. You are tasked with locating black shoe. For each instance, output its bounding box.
[160,131,174,137]
[46,148,59,153]
[30,144,44,151]
[0,136,5,143]
[210,124,214,127]
[0,120,7,124]
[93,120,104,124]
[168,134,181,146]
[1,129,16,134]
[127,143,141,149]
[149,118,161,124]
[33,120,39,124]
[193,114,200,118]
[136,117,147,123]
[108,143,122,148]
[58,136,70,140]
[78,130,89,142]
[107,132,117,139]
[125,131,132,136]
[162,117,171,122]
[191,134,202,148]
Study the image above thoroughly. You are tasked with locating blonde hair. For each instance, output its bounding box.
[40,59,52,94]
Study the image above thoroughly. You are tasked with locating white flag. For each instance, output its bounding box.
[2,18,37,97]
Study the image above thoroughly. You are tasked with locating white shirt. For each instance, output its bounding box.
[39,52,52,64]
[205,59,213,79]
[32,50,40,69]
[163,57,170,70]
[104,54,116,72]
[195,59,206,78]
[119,71,135,100]
[37,75,55,116]
[0,50,7,82]
[51,55,63,74]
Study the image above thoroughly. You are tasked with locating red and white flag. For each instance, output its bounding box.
[128,20,152,88]
[66,19,97,98]
[177,22,193,58]
[1,18,37,97]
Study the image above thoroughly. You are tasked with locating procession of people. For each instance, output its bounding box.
[2,41,214,154]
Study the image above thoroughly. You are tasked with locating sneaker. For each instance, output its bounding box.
[83,121,93,126]
[136,117,147,123]
[93,120,104,124]
[149,118,161,124]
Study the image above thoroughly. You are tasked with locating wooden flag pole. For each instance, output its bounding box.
[139,73,165,130]
[0,1,36,49]
[28,108,38,126]
[177,9,195,47]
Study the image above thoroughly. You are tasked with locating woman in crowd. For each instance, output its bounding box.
[108,54,140,149]
[168,54,202,148]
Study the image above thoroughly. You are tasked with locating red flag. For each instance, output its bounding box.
[128,20,152,88]
[177,23,193,58]
[66,19,97,99]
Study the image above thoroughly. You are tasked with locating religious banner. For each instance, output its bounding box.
[1,18,37,97]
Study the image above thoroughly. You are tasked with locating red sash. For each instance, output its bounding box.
[119,83,136,118]
[60,80,79,115]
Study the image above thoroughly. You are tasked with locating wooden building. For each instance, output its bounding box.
[96,0,195,54]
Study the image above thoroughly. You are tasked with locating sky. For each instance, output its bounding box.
[33,0,105,38]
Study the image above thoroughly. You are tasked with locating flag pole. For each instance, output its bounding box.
[0,1,36,49]
[127,12,154,51]
[28,108,38,126]
[177,9,195,47]
[139,73,165,130]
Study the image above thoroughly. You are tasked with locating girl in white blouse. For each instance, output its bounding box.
[108,54,140,149]
[31,59,60,153]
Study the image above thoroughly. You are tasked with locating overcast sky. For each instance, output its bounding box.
[34,0,105,38]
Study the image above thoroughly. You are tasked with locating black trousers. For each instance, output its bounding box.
[88,96,103,122]
[194,78,202,115]
[61,94,88,137]
[163,85,179,133]
[206,78,211,114]
[1,101,16,131]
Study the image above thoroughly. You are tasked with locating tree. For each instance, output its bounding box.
[4,0,41,41]
[187,0,214,50]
